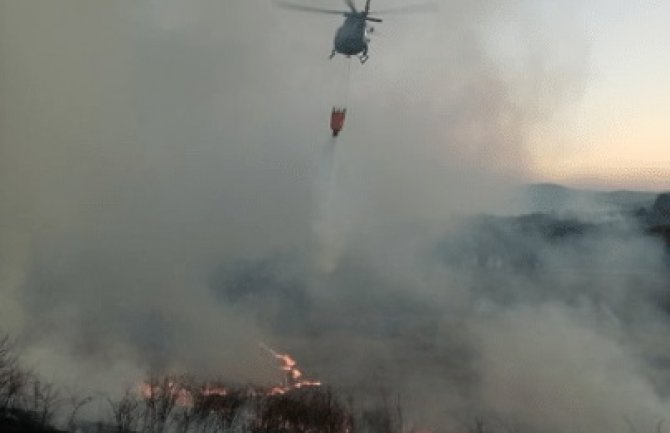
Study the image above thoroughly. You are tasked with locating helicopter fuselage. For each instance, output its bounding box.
[333,14,369,56]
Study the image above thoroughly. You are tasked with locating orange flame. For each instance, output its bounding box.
[139,343,321,406]
[259,342,322,393]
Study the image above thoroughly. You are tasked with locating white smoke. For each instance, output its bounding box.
[1,1,668,431]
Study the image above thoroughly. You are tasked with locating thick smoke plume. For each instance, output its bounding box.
[1,1,668,432]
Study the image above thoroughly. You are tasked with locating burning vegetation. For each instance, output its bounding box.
[1,336,357,433]
[127,344,335,433]
[120,374,352,433]
[139,343,322,406]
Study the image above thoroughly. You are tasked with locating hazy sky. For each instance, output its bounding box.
[1,1,668,190]
[528,0,670,189]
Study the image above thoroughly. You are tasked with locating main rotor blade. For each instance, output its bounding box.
[366,17,383,22]
[371,2,438,14]
[344,0,358,12]
[276,1,347,15]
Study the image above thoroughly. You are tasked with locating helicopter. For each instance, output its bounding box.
[277,0,435,64]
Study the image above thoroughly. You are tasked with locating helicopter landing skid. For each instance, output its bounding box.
[359,54,369,64]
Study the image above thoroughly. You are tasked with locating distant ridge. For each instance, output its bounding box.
[524,183,659,213]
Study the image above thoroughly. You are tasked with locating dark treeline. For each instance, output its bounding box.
[0,333,63,433]
[0,332,407,433]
